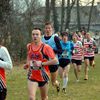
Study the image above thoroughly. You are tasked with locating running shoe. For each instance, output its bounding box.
[56,83,60,93]
[84,75,88,80]
[62,88,66,93]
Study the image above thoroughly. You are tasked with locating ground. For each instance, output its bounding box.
[6,54,100,100]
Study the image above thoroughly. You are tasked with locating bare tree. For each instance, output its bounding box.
[24,0,40,39]
[65,0,76,30]
[0,0,11,26]
[87,0,95,32]
[77,0,81,31]
[45,0,51,22]
[4,0,42,61]
[0,0,12,46]
[60,0,65,32]
[51,0,59,32]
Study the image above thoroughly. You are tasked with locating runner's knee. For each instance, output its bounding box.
[41,96,48,100]
[29,95,35,100]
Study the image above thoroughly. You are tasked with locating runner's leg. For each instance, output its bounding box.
[40,83,48,100]
[28,80,38,100]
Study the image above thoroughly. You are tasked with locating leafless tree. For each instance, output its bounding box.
[51,0,59,32]
[87,0,95,31]
[45,0,51,22]
[65,0,76,30]
[76,0,81,31]
[60,0,65,32]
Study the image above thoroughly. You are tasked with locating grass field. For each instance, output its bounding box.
[6,54,100,100]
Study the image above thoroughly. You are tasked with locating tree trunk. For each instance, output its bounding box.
[66,0,71,30]
[51,0,59,32]
[60,0,65,32]
[87,0,95,32]
[77,0,81,31]
[45,0,50,22]
[65,0,76,30]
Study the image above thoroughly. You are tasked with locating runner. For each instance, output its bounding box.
[24,28,58,100]
[83,32,96,80]
[0,37,13,100]
[42,22,62,92]
[72,34,83,82]
[59,32,74,93]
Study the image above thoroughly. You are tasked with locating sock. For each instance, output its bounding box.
[63,77,68,89]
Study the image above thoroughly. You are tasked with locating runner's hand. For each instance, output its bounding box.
[23,64,29,69]
[33,60,42,67]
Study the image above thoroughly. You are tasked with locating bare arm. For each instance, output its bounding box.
[0,46,13,70]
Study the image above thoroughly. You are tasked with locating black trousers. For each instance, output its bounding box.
[0,88,7,100]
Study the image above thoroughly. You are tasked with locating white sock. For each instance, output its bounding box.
[63,77,68,88]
